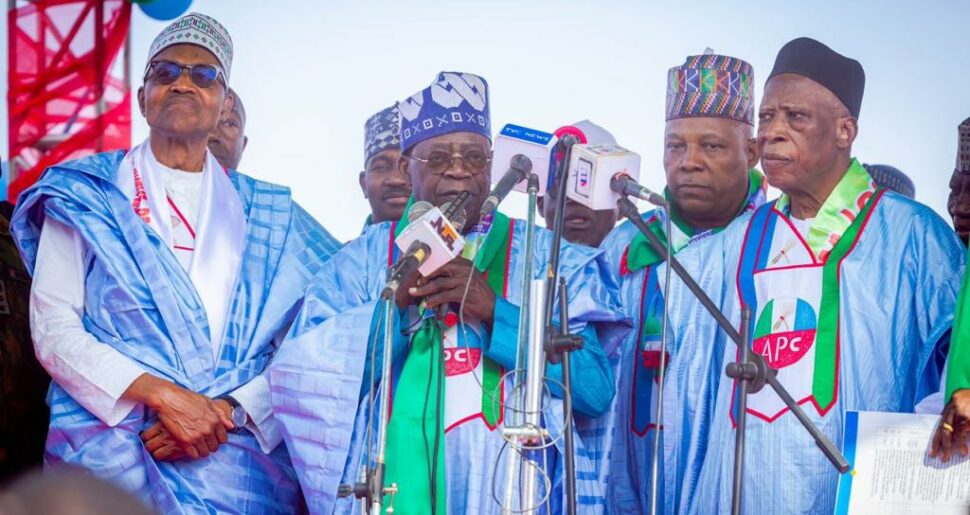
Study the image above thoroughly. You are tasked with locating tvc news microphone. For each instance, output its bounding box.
[481,124,557,216]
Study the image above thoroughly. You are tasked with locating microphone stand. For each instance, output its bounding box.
[542,135,584,515]
[501,172,546,514]
[615,197,849,515]
[345,295,400,514]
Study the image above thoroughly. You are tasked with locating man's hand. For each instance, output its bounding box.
[141,423,184,461]
[408,258,496,325]
[141,399,235,462]
[930,389,970,462]
[124,374,233,460]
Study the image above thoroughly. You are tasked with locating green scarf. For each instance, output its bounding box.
[774,159,878,409]
[775,158,875,260]
[946,244,970,402]
[384,197,512,513]
[622,169,765,273]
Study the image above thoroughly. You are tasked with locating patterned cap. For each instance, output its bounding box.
[146,12,233,82]
[863,164,915,199]
[398,71,491,153]
[364,105,401,165]
[666,52,755,125]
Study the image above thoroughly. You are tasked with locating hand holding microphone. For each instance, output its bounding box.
[383,194,474,305]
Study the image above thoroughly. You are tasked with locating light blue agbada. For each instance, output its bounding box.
[269,216,631,514]
[11,151,341,514]
[670,189,963,514]
[588,172,765,515]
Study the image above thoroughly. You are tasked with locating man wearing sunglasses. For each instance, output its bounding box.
[11,12,340,514]
[207,88,248,171]
[359,104,410,228]
[269,71,630,513]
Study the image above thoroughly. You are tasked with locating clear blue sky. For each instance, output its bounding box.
[3,0,970,241]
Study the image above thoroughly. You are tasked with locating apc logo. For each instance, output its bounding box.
[573,157,593,198]
[752,298,817,369]
[445,348,482,376]
[429,216,459,251]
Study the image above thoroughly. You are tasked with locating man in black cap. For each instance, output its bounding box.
[663,37,964,514]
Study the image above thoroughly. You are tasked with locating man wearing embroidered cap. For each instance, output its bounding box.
[676,37,963,514]
[359,104,410,227]
[585,51,767,514]
[11,12,340,513]
[269,71,630,513]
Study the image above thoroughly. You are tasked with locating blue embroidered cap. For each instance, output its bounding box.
[364,104,401,165]
[397,71,491,153]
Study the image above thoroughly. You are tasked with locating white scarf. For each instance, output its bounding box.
[117,139,246,358]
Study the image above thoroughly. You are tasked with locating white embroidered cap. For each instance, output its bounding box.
[145,12,233,82]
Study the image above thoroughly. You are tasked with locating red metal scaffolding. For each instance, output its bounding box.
[7,0,131,203]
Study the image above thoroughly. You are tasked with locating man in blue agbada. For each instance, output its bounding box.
[11,13,340,514]
[593,52,767,514]
[671,37,964,514]
[268,71,630,514]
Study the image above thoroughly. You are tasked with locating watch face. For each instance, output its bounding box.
[231,406,247,429]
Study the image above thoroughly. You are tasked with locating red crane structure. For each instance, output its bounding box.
[6,0,132,203]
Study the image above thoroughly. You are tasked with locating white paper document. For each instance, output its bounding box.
[835,410,970,515]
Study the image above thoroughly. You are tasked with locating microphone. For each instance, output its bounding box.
[441,191,472,233]
[481,154,533,217]
[484,124,557,213]
[611,174,668,207]
[382,239,432,299]
[564,143,664,210]
[382,200,467,299]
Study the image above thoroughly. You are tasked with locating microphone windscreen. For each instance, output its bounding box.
[407,201,434,222]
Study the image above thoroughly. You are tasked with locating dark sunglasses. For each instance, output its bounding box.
[144,60,226,89]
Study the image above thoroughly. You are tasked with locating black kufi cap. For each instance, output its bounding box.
[768,37,865,118]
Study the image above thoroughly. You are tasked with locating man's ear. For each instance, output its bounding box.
[137,86,147,117]
[398,154,411,181]
[359,171,368,197]
[836,116,858,150]
[536,195,545,216]
[242,135,249,152]
[745,137,759,170]
[221,90,234,117]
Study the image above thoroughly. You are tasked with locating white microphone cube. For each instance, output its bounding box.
[566,144,641,211]
[490,124,556,196]
[396,206,466,276]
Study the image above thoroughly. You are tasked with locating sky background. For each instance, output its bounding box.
[3,0,970,242]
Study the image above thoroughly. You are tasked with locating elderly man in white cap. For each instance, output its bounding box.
[11,12,340,514]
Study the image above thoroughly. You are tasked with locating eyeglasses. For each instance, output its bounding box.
[408,150,491,175]
[145,60,226,89]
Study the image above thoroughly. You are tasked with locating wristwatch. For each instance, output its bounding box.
[218,395,248,431]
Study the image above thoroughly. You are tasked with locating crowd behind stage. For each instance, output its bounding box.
[3,10,970,515]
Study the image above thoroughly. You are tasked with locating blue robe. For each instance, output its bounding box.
[592,209,756,514]
[269,218,631,514]
[11,151,341,514]
[671,192,964,514]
